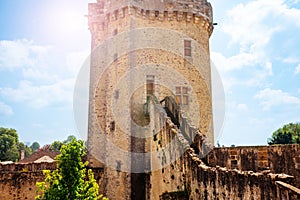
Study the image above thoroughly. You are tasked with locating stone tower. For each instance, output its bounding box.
[87,0,214,199]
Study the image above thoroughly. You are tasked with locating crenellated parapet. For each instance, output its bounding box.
[88,0,214,36]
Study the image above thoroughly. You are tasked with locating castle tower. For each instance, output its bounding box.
[87,0,214,199]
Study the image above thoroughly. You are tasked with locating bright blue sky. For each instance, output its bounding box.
[0,0,300,146]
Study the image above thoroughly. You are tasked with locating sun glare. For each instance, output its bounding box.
[59,10,85,32]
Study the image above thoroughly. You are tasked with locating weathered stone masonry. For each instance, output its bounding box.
[147,95,300,200]
[1,1,299,200]
[207,144,300,188]
[87,0,215,199]
[0,163,104,200]
[86,0,300,199]
[0,130,299,200]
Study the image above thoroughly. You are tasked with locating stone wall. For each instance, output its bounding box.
[182,149,299,200]
[0,163,55,199]
[0,129,299,200]
[147,96,300,200]
[207,145,300,188]
[0,163,104,200]
[0,171,44,200]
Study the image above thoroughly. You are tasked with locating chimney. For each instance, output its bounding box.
[19,150,25,161]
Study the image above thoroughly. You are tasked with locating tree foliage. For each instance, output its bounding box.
[48,135,76,152]
[268,123,300,145]
[36,139,108,200]
[30,142,41,152]
[50,141,63,151]
[63,135,77,144]
[0,127,19,161]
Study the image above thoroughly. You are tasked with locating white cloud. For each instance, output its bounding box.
[294,64,300,74]
[254,88,300,110]
[212,0,300,88]
[281,6,300,28]
[0,39,50,71]
[223,0,300,47]
[0,79,74,108]
[211,51,261,72]
[222,0,282,49]
[22,68,59,82]
[212,51,273,88]
[0,39,91,109]
[0,102,13,116]
[213,1,278,76]
[0,39,89,81]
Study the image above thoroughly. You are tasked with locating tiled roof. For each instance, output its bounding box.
[18,151,60,164]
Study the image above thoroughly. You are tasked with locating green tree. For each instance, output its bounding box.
[268,123,300,145]
[50,141,63,151]
[30,142,41,152]
[50,135,77,152]
[63,135,77,144]
[36,139,107,200]
[0,127,19,161]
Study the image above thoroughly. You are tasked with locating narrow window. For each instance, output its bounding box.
[110,121,115,132]
[182,87,188,105]
[116,160,121,172]
[175,87,181,104]
[146,75,155,95]
[184,40,191,57]
[175,86,189,105]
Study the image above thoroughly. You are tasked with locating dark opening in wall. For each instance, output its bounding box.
[116,160,121,172]
[184,40,192,57]
[146,75,155,95]
[231,160,238,169]
[110,121,115,132]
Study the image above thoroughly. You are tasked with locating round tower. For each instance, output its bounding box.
[87,0,214,199]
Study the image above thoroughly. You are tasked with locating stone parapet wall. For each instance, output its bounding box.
[152,121,300,199]
[90,0,213,21]
[147,97,300,199]
[184,148,299,200]
[0,163,56,199]
[0,164,105,200]
[0,162,56,172]
[0,171,44,200]
[88,1,214,38]
[207,145,300,188]
[276,181,300,199]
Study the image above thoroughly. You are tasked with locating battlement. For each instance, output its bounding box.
[93,0,213,18]
[88,0,213,35]
[146,96,300,199]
